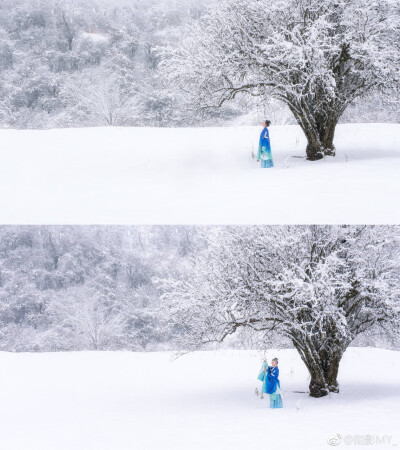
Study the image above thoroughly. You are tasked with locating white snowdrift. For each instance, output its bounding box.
[0,348,399,450]
[0,123,399,224]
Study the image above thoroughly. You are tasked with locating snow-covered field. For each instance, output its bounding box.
[0,348,399,450]
[0,123,399,224]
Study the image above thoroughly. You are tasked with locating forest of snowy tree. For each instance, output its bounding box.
[0,225,399,355]
[0,0,399,129]
[0,225,201,352]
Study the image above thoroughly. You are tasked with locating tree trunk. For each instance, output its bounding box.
[324,352,342,393]
[292,338,344,398]
[306,355,341,397]
[288,103,338,161]
[308,363,330,398]
[303,119,337,161]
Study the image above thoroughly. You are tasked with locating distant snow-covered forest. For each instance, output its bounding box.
[0,226,199,351]
[0,225,398,353]
[0,0,399,129]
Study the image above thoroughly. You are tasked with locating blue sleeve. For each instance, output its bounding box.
[257,361,268,380]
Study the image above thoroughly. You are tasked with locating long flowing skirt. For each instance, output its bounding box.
[269,391,283,408]
[260,147,274,168]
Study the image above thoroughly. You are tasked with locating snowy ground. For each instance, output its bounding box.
[0,348,399,450]
[0,123,399,224]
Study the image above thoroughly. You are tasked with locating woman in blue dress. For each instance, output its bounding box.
[257,120,274,168]
[257,358,283,408]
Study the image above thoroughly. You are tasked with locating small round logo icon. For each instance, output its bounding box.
[327,434,342,446]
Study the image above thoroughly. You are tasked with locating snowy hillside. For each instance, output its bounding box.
[0,348,399,450]
[0,123,399,224]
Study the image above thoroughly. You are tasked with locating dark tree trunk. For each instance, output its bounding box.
[308,363,330,397]
[306,354,342,397]
[292,337,346,398]
[325,357,340,393]
[288,100,339,161]
[302,118,337,161]
[309,352,342,396]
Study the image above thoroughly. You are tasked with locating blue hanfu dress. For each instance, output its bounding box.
[257,127,274,168]
[257,362,283,408]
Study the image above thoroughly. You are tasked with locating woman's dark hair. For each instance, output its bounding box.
[265,120,271,127]
[272,357,278,364]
